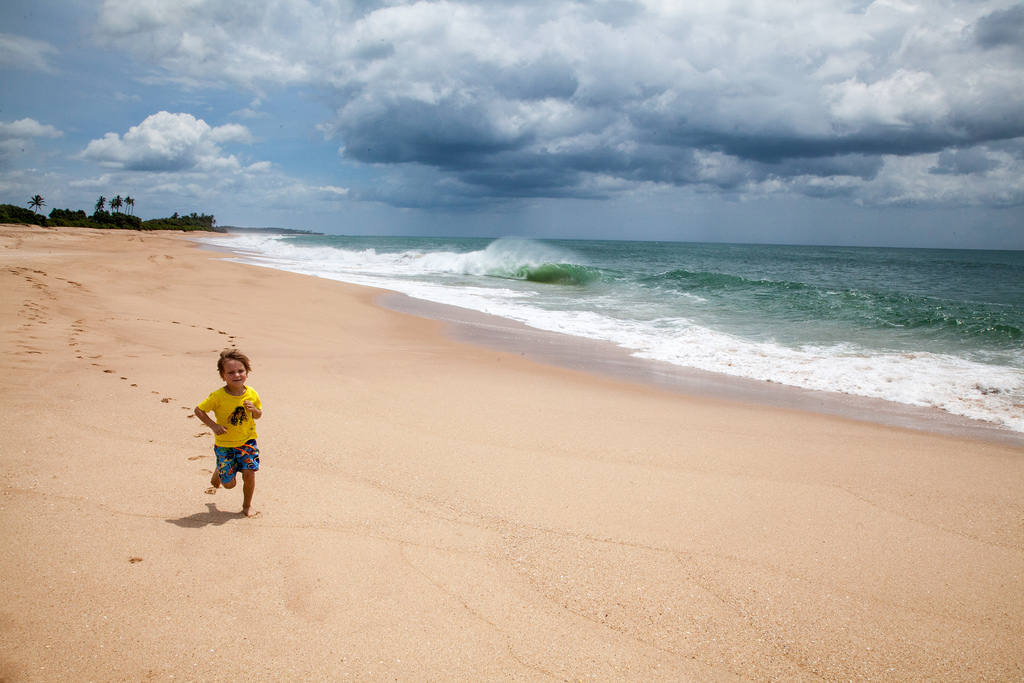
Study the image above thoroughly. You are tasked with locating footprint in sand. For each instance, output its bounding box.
[188,454,204,459]
[129,557,143,564]
[160,397,171,403]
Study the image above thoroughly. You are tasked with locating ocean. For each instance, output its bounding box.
[201,233,1024,435]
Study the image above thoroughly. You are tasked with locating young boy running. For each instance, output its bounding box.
[194,349,263,517]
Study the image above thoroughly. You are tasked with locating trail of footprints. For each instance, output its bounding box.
[9,267,59,356]
[80,320,243,480]
[11,266,239,479]
[77,319,239,409]
[9,267,85,357]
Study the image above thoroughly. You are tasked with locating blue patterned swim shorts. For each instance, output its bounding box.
[214,439,259,485]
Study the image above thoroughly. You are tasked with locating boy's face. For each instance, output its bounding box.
[221,359,248,391]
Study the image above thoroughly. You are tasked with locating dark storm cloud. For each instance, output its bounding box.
[340,95,527,166]
[484,59,579,102]
[930,148,1000,176]
[973,4,1024,49]
[92,0,1024,209]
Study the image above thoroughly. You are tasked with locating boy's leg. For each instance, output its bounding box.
[213,446,239,489]
[207,447,226,493]
[241,470,257,516]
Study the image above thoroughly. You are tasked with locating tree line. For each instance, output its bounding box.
[0,194,218,232]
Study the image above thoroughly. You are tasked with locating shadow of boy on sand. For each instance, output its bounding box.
[166,502,245,528]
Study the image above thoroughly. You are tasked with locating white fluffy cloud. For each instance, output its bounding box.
[92,0,1024,208]
[0,118,63,139]
[68,111,343,223]
[81,111,253,172]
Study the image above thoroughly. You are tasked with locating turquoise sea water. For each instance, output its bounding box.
[204,234,1024,433]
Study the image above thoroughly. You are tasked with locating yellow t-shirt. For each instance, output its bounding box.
[197,386,261,447]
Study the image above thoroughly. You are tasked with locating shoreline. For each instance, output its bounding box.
[199,231,1024,446]
[381,291,1024,446]
[2,224,1022,680]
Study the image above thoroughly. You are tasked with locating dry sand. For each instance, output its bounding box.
[1,223,1021,681]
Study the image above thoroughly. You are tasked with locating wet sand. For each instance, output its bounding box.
[380,293,1024,447]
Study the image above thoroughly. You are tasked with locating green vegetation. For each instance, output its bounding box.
[1,194,218,232]
[47,208,88,225]
[141,212,216,231]
[0,203,48,226]
[48,209,143,230]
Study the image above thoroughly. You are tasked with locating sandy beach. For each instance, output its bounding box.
[1,224,1021,680]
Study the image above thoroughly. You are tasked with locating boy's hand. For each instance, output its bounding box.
[243,400,261,419]
[212,424,227,435]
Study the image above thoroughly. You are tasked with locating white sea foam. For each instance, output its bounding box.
[201,234,1024,433]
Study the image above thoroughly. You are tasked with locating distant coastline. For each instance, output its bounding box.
[218,226,321,235]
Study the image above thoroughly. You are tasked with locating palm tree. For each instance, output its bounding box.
[95,196,107,213]
[111,195,123,213]
[124,196,135,215]
[28,194,46,214]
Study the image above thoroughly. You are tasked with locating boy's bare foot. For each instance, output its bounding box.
[209,472,221,489]
[241,507,260,518]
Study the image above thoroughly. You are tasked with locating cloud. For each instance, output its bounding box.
[0,118,63,167]
[973,4,1024,50]
[67,110,337,221]
[95,0,317,89]
[930,148,999,176]
[93,0,1024,208]
[0,33,59,72]
[864,150,1024,207]
[0,118,63,139]
[81,111,252,172]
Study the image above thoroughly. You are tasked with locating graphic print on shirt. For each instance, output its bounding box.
[230,406,248,426]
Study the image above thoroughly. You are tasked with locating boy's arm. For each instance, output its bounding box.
[194,406,227,435]
[243,400,262,420]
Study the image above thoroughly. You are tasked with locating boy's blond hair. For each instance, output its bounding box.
[217,348,252,376]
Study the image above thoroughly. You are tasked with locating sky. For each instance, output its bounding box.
[1,0,1023,248]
